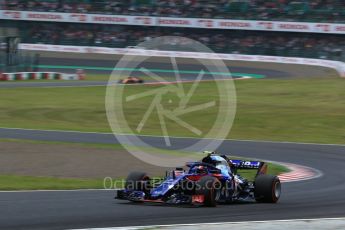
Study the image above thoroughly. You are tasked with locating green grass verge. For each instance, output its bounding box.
[237,163,289,181]
[0,138,201,159]
[0,175,107,191]
[0,78,344,144]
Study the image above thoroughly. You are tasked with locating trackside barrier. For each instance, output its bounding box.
[0,71,84,81]
[19,43,345,78]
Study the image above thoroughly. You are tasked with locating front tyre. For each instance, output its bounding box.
[196,176,221,207]
[125,171,150,192]
[254,175,281,203]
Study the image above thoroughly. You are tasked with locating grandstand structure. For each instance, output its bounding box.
[0,26,38,73]
[2,0,345,23]
[0,0,344,62]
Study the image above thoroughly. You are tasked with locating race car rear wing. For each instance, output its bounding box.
[229,160,268,176]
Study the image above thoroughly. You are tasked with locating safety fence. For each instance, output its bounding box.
[19,43,345,78]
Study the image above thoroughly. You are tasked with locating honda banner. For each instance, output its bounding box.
[1,10,344,34]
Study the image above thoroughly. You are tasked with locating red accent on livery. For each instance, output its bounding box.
[192,195,205,203]
[186,175,203,181]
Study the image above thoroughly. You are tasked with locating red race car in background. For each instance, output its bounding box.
[118,76,144,84]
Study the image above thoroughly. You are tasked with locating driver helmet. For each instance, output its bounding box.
[202,154,231,174]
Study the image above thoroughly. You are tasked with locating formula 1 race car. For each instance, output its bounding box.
[116,152,281,207]
[118,76,144,84]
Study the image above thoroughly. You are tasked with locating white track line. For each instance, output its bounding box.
[70,217,345,230]
[1,126,344,147]
[0,77,250,89]
[0,188,114,193]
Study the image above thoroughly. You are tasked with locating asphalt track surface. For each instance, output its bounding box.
[0,128,345,230]
[0,57,291,88]
[38,57,288,77]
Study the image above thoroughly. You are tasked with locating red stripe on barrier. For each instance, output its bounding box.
[29,72,36,80]
[15,73,23,80]
[0,74,7,81]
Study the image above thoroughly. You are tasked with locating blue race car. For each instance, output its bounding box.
[116,152,281,207]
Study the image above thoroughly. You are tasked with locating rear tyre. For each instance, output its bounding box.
[125,171,150,192]
[254,175,281,203]
[196,176,221,207]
